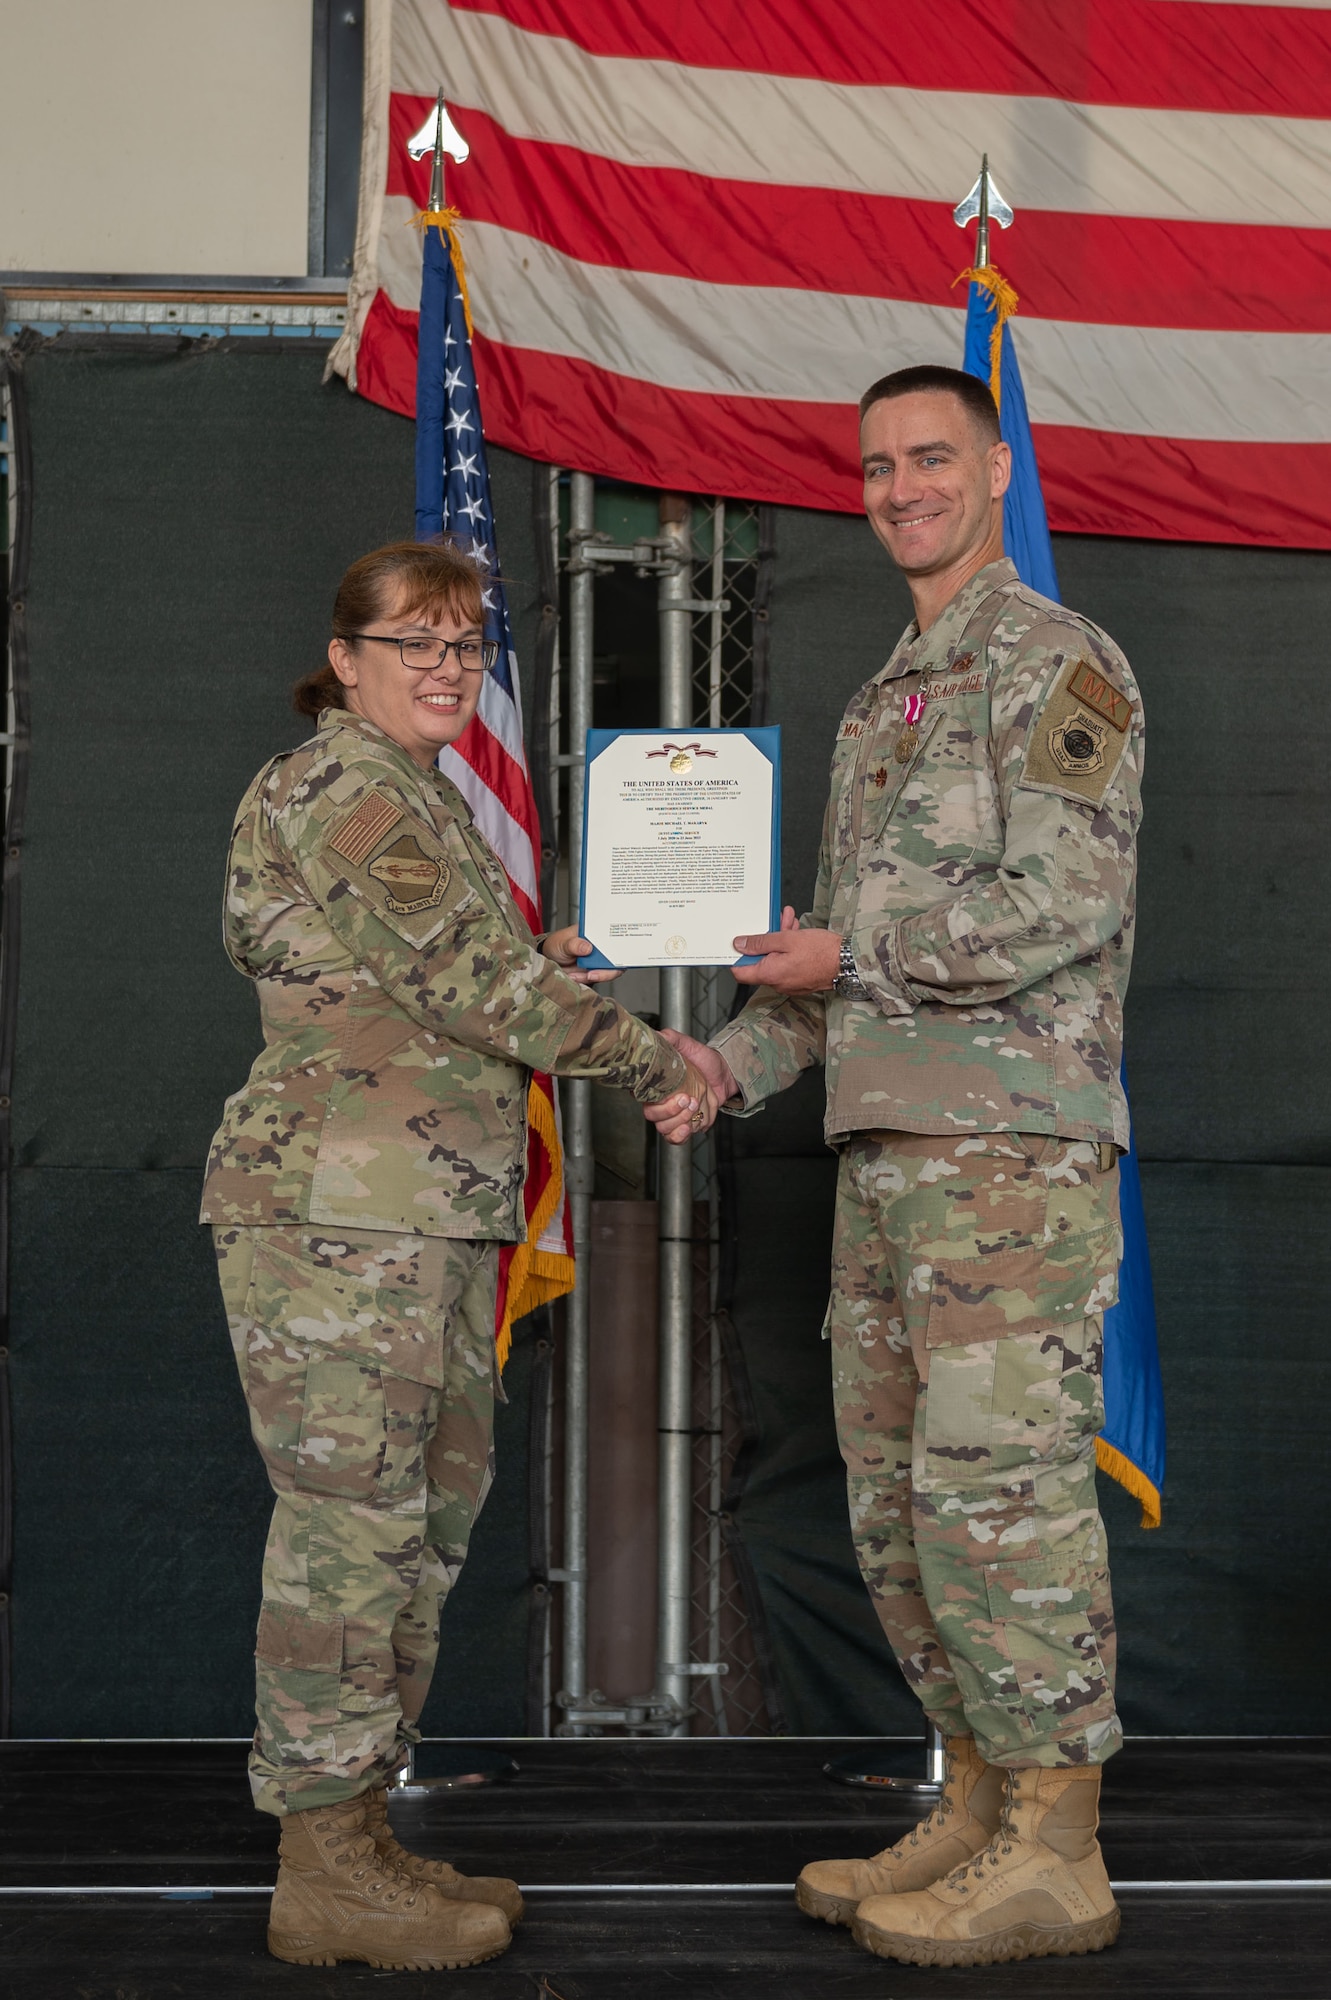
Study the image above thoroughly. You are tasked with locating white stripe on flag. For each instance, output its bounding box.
[397,5,1331,229]
[475,661,527,768]
[438,742,541,905]
[380,205,1331,445]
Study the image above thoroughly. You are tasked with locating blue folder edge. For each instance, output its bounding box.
[575,725,782,970]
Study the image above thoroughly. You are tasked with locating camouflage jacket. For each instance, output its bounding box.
[711,560,1143,1147]
[201,709,686,1238]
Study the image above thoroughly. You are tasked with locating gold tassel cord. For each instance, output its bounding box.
[1095,1438,1162,1531]
[952,263,1020,412]
[494,1079,575,1371]
[412,206,475,336]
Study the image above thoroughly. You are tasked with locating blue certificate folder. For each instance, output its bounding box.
[577,726,782,970]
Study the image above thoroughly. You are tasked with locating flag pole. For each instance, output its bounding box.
[393,79,565,1786]
[427,87,446,213]
[975,152,990,270]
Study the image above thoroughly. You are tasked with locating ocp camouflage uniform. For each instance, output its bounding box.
[711,559,1143,1768]
[204,709,688,1813]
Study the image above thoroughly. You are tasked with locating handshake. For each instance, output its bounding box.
[644,1030,739,1147]
[542,907,841,1147]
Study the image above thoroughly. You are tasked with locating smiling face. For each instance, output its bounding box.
[860,388,1010,591]
[329,586,486,767]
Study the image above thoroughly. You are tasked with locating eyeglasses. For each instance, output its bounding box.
[357,634,501,673]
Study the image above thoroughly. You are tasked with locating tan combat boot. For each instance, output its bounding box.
[362,1784,525,1923]
[796,1735,1004,1925]
[267,1793,512,1970]
[852,1763,1120,1967]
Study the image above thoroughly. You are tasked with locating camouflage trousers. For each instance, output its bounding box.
[829,1132,1123,1769]
[212,1225,499,1816]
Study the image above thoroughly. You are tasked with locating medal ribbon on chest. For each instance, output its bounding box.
[895,679,930,764]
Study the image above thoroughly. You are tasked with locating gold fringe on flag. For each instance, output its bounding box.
[495,1078,575,1371]
[1095,1437,1162,1530]
[952,263,1020,412]
[412,205,475,335]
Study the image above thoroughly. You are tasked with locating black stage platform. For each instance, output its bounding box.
[2,1738,1329,1997]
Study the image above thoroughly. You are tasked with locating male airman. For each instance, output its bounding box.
[652,364,1143,1968]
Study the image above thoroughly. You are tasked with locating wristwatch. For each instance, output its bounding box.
[831,935,869,1000]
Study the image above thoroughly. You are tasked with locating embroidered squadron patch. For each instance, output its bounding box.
[327,789,403,865]
[367,834,450,914]
[1067,659,1132,733]
[1022,658,1134,806]
[1049,714,1109,776]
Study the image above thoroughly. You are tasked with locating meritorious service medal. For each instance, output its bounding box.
[895,685,928,763]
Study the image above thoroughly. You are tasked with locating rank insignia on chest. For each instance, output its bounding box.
[368,834,450,914]
[871,765,889,788]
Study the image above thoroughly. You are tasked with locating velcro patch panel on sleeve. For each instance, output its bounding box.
[1021,659,1133,807]
[327,789,403,865]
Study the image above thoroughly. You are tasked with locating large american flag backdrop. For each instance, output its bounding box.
[330,0,1331,550]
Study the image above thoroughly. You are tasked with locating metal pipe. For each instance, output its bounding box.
[560,471,596,1721]
[655,495,694,1733]
[707,499,725,728]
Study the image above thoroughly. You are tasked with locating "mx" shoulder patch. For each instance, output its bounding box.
[1021,658,1135,807]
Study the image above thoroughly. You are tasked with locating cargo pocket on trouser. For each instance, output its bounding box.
[970,1550,1117,1761]
[920,1226,1118,1480]
[252,1601,347,1808]
[241,1339,436,1507]
[292,1356,436,1505]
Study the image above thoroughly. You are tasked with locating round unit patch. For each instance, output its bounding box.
[1048,710,1109,777]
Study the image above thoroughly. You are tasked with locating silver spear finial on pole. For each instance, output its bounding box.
[953,153,1014,268]
[428,87,447,212]
[405,88,471,211]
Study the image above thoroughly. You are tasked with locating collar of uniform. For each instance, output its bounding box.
[319,706,448,794]
[871,557,1020,686]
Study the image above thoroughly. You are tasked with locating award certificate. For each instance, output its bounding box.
[578,727,781,969]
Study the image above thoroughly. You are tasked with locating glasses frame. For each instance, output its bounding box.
[356,633,501,673]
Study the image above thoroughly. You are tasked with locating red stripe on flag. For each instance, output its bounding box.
[447,0,1331,119]
[390,98,1331,337]
[454,711,543,853]
[448,735,542,931]
[358,289,1331,549]
[1032,423,1331,553]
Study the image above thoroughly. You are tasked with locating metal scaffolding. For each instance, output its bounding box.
[551,480,777,1737]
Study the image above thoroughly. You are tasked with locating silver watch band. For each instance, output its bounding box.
[833,936,868,1000]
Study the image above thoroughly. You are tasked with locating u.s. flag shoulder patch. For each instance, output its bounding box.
[327,788,403,866]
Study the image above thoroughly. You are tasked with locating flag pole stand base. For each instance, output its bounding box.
[824,1722,946,1797]
[391,1743,520,1793]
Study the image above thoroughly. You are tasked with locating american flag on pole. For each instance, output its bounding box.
[411,150,574,1367]
[960,254,1166,1528]
[331,0,1331,551]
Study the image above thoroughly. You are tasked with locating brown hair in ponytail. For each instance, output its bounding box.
[292,539,488,719]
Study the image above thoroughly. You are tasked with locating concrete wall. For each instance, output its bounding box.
[1,0,312,276]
